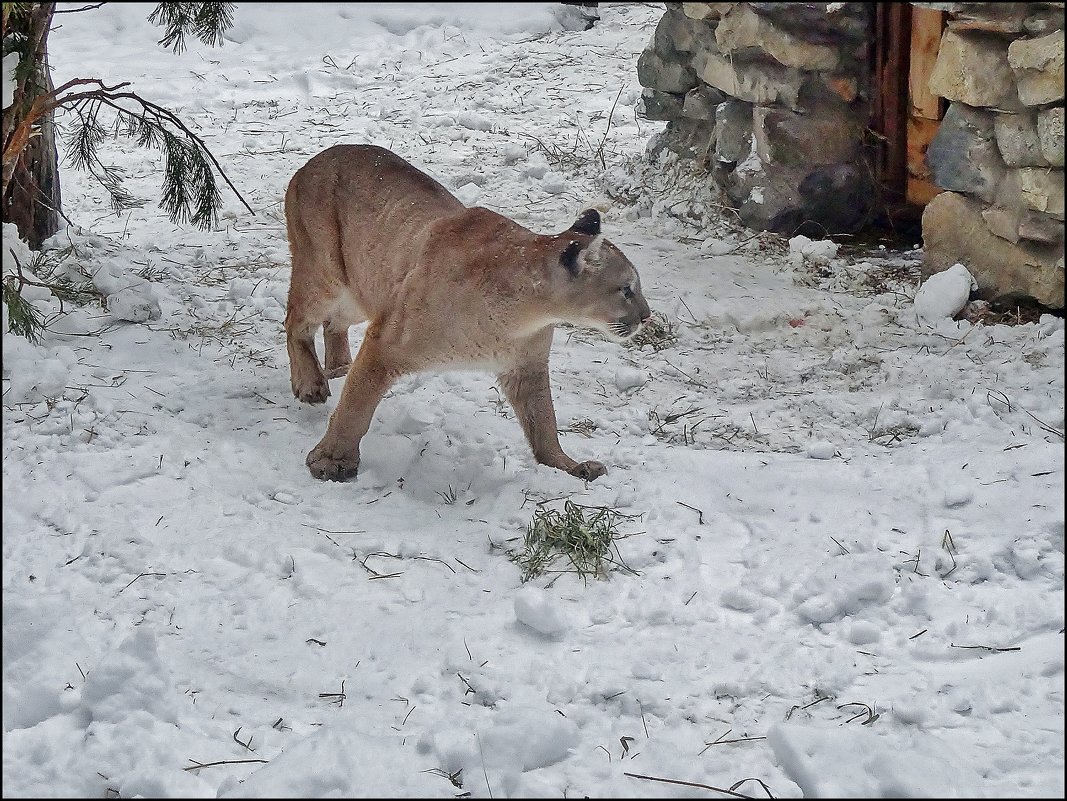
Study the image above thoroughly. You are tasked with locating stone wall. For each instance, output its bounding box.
[637,3,875,236]
[637,2,1065,308]
[919,2,1064,308]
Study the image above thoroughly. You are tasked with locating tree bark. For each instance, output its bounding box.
[2,3,62,249]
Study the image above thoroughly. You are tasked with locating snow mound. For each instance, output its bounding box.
[481,707,580,771]
[768,722,968,797]
[614,367,645,391]
[806,440,837,460]
[514,586,569,636]
[791,553,895,624]
[80,629,178,725]
[223,725,442,797]
[789,234,839,266]
[913,262,977,323]
[91,262,162,323]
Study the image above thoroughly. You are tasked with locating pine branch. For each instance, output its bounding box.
[3,4,244,239]
[147,2,235,54]
[66,87,252,224]
[3,251,49,343]
[3,277,46,343]
[5,78,253,227]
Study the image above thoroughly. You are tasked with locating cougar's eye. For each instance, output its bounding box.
[621,285,635,300]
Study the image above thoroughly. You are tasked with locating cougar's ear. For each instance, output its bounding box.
[570,208,601,237]
[560,240,584,277]
[559,235,605,277]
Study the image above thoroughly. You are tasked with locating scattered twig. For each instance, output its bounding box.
[837,702,879,725]
[730,777,776,798]
[456,673,477,696]
[318,679,347,707]
[939,529,958,578]
[676,501,704,524]
[786,693,832,720]
[699,729,767,755]
[624,772,754,798]
[232,727,254,752]
[475,733,493,799]
[949,643,1021,653]
[183,758,268,772]
[119,571,165,593]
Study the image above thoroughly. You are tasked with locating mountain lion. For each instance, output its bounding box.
[284,144,651,483]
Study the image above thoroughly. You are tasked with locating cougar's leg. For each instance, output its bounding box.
[497,357,607,482]
[323,321,353,379]
[285,294,330,404]
[306,324,399,481]
[284,205,333,404]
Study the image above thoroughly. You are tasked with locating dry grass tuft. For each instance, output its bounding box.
[512,500,640,583]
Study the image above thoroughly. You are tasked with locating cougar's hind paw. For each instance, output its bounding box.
[570,460,607,482]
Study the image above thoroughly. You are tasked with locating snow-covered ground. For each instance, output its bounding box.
[3,3,1064,797]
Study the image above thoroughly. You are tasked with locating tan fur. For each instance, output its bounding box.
[284,144,651,482]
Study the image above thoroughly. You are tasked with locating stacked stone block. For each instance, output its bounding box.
[637,2,875,236]
[921,2,1064,307]
[638,2,1065,307]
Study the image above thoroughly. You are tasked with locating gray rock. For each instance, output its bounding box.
[994,110,1049,167]
[984,167,1065,242]
[692,46,804,108]
[714,98,753,163]
[946,4,1027,35]
[733,161,873,235]
[926,103,1005,203]
[682,3,736,21]
[981,167,1024,244]
[638,48,700,94]
[929,29,1017,109]
[1038,107,1064,167]
[658,118,718,163]
[747,3,869,44]
[715,4,839,71]
[655,7,717,54]
[682,84,726,119]
[1007,29,1065,106]
[1018,210,1065,245]
[639,88,686,121]
[1024,5,1065,36]
[922,190,1064,307]
[982,204,1022,244]
[1017,167,1065,220]
[753,103,862,168]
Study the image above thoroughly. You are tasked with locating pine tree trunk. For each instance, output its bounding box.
[2,3,62,250]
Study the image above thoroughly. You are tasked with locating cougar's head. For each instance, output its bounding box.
[555,209,651,342]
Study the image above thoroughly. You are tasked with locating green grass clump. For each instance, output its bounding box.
[512,500,640,583]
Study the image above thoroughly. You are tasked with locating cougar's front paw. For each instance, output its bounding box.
[293,378,330,405]
[570,460,607,482]
[306,445,360,481]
